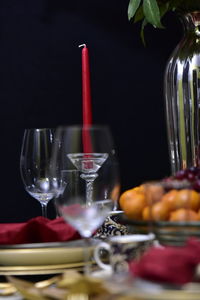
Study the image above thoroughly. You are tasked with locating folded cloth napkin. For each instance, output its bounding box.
[0,217,81,245]
[129,238,200,285]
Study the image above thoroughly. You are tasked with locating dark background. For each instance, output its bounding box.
[0,0,182,222]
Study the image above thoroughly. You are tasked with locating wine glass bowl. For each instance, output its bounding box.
[20,128,58,218]
[58,198,113,238]
[56,181,114,274]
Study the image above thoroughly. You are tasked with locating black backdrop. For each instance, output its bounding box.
[0,0,182,222]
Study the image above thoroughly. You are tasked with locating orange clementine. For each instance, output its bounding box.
[119,187,144,208]
[151,201,170,221]
[132,186,144,193]
[188,190,200,211]
[120,193,146,220]
[169,208,199,222]
[173,189,200,211]
[142,206,152,221]
[197,209,200,220]
[161,189,178,211]
[119,188,136,208]
[141,183,164,204]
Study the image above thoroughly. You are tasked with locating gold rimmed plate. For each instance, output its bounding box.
[0,239,98,267]
[0,261,95,276]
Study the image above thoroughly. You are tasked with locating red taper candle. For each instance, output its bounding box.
[79,44,92,153]
[79,44,92,126]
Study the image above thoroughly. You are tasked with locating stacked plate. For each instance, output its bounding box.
[0,239,97,275]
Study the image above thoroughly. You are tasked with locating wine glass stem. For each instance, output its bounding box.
[83,237,92,275]
[41,203,48,218]
[54,198,60,218]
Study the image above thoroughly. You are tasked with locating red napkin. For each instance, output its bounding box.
[129,238,200,285]
[0,217,81,245]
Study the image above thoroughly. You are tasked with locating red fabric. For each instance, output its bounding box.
[129,238,200,285]
[0,217,81,245]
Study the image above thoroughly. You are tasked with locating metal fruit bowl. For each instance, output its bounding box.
[118,214,200,246]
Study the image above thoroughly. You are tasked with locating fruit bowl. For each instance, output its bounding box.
[118,214,200,246]
[119,173,200,246]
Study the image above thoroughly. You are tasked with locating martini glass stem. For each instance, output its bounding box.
[80,173,98,205]
[86,180,93,205]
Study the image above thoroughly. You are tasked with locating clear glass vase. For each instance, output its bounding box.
[164,11,200,174]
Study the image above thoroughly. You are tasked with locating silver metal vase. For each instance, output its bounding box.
[164,11,200,174]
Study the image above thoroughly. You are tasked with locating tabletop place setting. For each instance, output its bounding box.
[1,44,200,300]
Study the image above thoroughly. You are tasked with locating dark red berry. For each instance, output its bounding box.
[193,179,200,191]
[187,172,196,182]
[175,170,187,180]
[189,166,200,175]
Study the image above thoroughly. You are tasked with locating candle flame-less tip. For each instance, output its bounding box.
[78,44,86,48]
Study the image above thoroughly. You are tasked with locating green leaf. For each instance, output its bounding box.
[134,6,145,23]
[159,3,170,17]
[143,0,163,28]
[128,0,142,21]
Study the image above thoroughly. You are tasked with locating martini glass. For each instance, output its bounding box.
[52,125,121,209]
[67,152,108,205]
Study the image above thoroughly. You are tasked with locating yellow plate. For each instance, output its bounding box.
[0,261,96,275]
[0,240,97,266]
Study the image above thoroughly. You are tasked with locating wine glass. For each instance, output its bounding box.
[20,128,58,218]
[51,125,116,273]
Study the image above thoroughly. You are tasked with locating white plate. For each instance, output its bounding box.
[0,239,98,266]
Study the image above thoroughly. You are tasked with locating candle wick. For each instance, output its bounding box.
[78,44,86,48]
